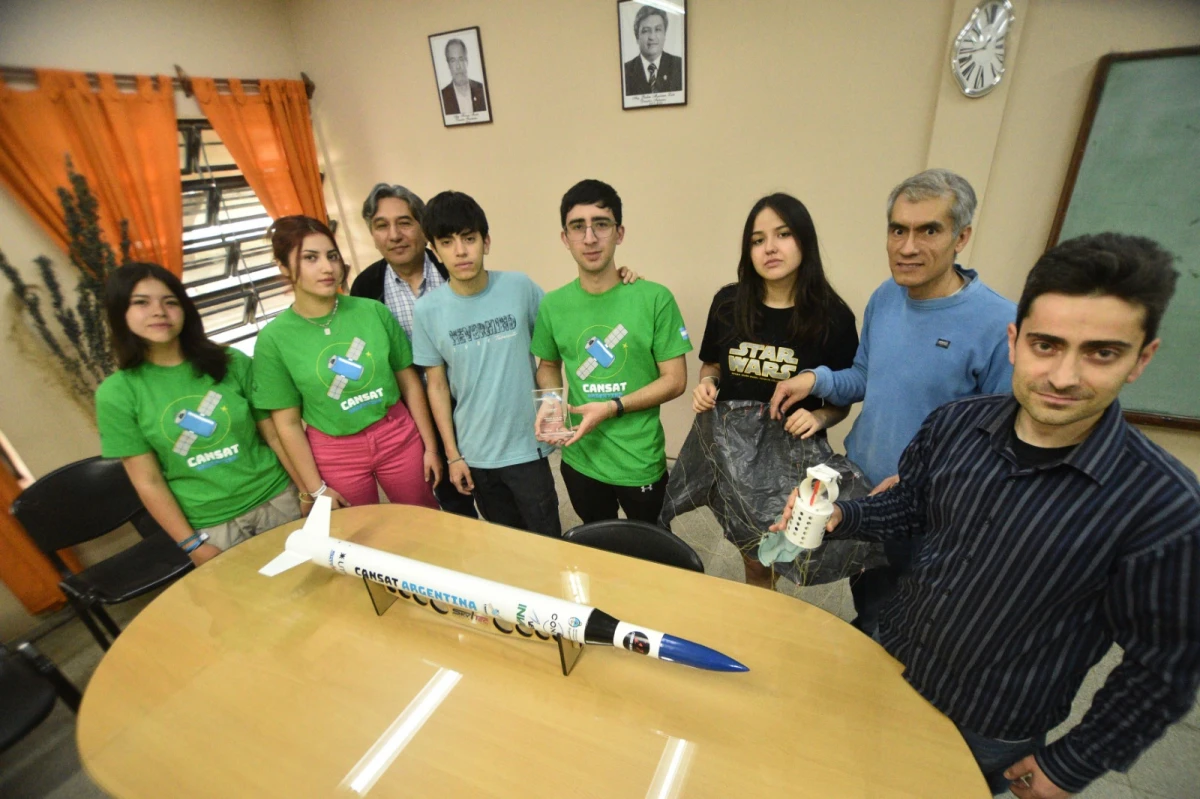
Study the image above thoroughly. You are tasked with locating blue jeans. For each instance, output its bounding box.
[957,725,1045,795]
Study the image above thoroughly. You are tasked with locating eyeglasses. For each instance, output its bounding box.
[564,219,617,241]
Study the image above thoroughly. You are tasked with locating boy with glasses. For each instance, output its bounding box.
[532,179,691,524]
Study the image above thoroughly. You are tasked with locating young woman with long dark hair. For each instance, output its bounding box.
[95,263,303,565]
[691,193,859,586]
[251,216,441,512]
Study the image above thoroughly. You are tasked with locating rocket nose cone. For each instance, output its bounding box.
[658,634,748,673]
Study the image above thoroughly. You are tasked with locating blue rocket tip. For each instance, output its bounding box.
[658,634,749,672]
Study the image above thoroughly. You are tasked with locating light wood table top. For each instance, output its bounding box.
[77,505,988,798]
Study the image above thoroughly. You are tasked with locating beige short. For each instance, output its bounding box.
[197,484,302,552]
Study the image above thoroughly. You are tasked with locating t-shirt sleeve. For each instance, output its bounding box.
[382,303,414,372]
[826,304,860,373]
[410,300,443,368]
[651,286,694,361]
[527,275,545,324]
[227,349,270,422]
[95,374,151,458]
[251,328,302,411]
[530,298,560,362]
[697,289,729,364]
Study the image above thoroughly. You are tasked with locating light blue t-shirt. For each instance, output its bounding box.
[411,271,552,469]
[809,268,1015,485]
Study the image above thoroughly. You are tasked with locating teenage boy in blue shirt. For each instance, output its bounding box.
[410,191,560,536]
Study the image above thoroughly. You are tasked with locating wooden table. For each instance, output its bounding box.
[77,506,988,797]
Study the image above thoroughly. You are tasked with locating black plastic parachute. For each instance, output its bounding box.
[660,400,886,585]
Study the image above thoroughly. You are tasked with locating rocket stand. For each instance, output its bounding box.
[362,576,398,616]
[360,576,586,677]
[555,634,584,677]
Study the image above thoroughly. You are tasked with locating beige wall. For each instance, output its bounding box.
[1,0,1197,636]
[294,0,1200,470]
[0,0,302,638]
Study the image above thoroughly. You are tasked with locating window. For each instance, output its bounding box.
[177,120,291,350]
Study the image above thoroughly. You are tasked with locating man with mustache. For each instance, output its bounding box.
[773,233,1200,797]
[770,168,1015,632]
[350,183,477,518]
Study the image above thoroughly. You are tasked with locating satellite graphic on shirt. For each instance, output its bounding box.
[172,390,222,455]
[576,324,628,380]
[327,337,367,399]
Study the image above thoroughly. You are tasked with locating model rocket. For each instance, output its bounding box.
[260,498,747,673]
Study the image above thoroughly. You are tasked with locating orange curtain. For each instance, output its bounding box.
[193,78,327,222]
[0,461,83,615]
[0,69,182,275]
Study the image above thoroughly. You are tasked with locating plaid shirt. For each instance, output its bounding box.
[382,251,446,338]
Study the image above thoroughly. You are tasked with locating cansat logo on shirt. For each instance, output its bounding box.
[575,323,629,381]
[188,444,240,469]
[315,338,379,411]
[341,387,385,413]
[160,393,238,470]
[727,342,799,381]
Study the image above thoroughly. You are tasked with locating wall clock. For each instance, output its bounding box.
[951,0,1014,98]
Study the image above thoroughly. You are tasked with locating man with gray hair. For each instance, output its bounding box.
[350,182,477,518]
[770,168,1014,630]
[440,38,486,115]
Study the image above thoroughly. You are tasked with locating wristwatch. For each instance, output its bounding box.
[612,397,625,418]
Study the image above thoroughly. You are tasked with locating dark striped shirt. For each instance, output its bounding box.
[834,394,1200,793]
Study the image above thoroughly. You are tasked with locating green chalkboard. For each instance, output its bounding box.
[1049,47,1200,430]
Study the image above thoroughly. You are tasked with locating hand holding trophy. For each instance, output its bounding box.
[533,388,574,445]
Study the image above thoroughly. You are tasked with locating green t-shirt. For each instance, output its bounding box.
[531,278,692,485]
[95,349,291,529]
[252,295,412,436]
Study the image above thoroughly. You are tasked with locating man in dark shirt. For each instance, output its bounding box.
[623,4,683,95]
[774,233,1200,796]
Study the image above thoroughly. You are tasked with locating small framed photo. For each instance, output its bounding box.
[617,1,688,110]
[428,26,493,127]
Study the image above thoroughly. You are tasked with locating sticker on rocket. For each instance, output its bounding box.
[614,621,662,658]
[624,631,650,655]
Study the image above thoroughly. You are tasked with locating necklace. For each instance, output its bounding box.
[298,296,338,335]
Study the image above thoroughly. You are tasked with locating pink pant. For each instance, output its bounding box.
[306,402,438,509]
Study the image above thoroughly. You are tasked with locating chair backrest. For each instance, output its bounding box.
[563,520,705,573]
[10,456,159,557]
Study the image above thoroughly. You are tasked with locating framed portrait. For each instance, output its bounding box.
[428,26,493,127]
[617,0,687,109]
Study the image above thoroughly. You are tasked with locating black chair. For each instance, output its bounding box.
[563,520,705,573]
[10,456,194,650]
[0,642,81,754]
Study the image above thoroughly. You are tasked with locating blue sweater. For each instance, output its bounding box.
[810,268,1015,485]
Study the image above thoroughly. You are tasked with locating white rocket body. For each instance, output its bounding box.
[259,498,670,659]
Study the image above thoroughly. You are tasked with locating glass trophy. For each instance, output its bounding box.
[533,388,573,444]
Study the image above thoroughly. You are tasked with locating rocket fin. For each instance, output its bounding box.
[258,549,309,577]
[258,496,332,576]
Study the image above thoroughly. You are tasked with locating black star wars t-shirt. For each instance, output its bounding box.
[697,284,859,414]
